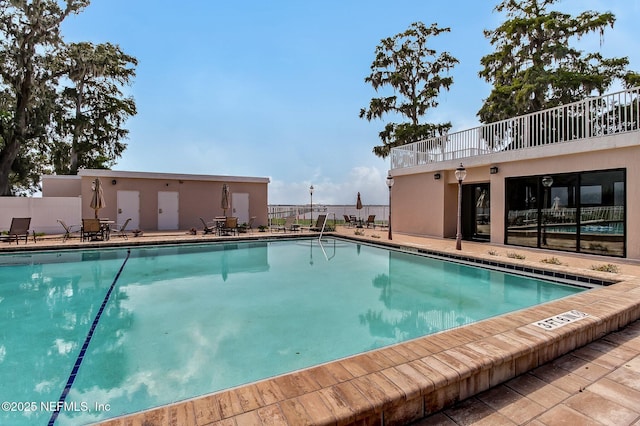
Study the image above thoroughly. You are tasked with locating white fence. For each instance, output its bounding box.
[0,197,81,235]
[269,205,389,225]
[391,87,640,169]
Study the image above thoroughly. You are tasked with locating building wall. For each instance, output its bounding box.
[491,145,639,259]
[41,175,81,197]
[42,170,270,231]
[391,143,640,260]
[79,177,268,231]
[392,173,446,236]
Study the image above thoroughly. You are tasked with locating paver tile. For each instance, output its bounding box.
[535,404,602,426]
[587,377,640,412]
[564,390,639,426]
[443,397,515,426]
[505,373,570,408]
[476,385,546,424]
[530,363,591,394]
[551,353,611,381]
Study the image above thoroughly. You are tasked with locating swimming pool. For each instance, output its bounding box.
[0,238,584,425]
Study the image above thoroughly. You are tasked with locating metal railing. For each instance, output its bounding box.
[391,87,640,169]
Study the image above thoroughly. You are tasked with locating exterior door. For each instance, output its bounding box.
[462,184,491,241]
[158,191,179,230]
[232,193,249,224]
[473,184,490,240]
[117,190,140,230]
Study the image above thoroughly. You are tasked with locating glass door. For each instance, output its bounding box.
[473,184,490,240]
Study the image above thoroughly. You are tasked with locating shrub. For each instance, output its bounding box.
[541,257,563,265]
[506,252,526,260]
[591,263,620,273]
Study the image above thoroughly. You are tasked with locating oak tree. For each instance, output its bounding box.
[0,0,90,195]
[478,0,633,124]
[360,22,458,158]
[51,42,137,175]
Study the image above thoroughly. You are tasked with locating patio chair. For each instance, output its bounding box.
[111,218,132,240]
[247,216,256,232]
[343,215,355,228]
[238,216,256,233]
[365,215,376,229]
[309,214,327,232]
[81,218,103,242]
[214,216,227,235]
[220,216,238,236]
[57,219,80,242]
[1,217,32,244]
[200,217,216,234]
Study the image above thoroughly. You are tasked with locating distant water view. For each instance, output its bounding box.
[269,204,389,224]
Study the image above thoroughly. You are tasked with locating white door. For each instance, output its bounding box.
[117,190,140,230]
[158,191,179,230]
[232,193,249,224]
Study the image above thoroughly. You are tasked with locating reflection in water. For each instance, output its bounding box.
[0,250,131,426]
[0,241,580,425]
[359,251,581,348]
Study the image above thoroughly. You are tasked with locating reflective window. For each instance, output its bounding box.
[579,170,625,256]
[505,169,625,257]
[505,177,539,248]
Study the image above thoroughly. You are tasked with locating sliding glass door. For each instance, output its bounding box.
[505,169,625,257]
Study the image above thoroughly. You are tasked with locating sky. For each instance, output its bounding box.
[59,0,639,205]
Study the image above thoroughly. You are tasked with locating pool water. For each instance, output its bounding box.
[0,238,584,425]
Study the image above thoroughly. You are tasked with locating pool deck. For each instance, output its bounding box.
[3,227,640,425]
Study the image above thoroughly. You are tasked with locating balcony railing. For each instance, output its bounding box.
[391,87,640,169]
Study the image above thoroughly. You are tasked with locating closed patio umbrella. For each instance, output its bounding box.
[221,183,230,216]
[90,178,106,218]
[356,192,363,222]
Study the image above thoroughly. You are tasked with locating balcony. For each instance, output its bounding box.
[391,87,640,170]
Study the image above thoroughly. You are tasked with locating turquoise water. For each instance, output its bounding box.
[0,238,583,425]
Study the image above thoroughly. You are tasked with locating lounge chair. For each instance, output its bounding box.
[365,215,376,229]
[309,214,327,232]
[273,217,299,233]
[111,218,131,239]
[57,219,80,242]
[1,217,32,244]
[81,218,103,241]
[200,217,216,234]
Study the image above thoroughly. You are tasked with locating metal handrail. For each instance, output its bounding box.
[318,214,329,241]
[391,87,640,169]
